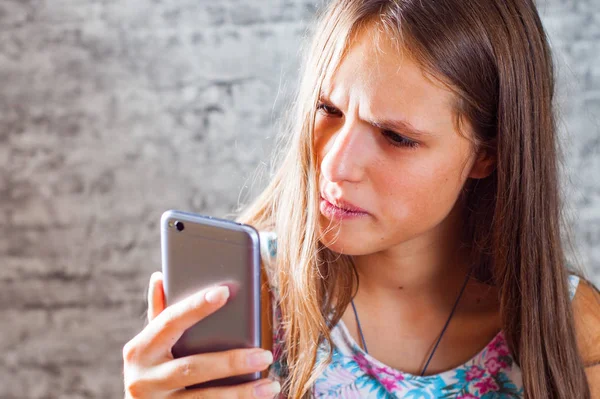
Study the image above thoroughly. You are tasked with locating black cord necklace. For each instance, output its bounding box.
[350,269,472,377]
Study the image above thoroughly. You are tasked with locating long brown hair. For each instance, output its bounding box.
[237,0,592,397]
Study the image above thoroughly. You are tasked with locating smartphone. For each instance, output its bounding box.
[160,209,261,389]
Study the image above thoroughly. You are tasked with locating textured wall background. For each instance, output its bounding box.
[0,0,598,398]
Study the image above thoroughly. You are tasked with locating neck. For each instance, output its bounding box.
[352,202,472,315]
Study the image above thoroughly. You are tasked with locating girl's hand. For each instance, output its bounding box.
[122,272,281,398]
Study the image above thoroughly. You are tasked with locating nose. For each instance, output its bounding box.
[320,122,370,184]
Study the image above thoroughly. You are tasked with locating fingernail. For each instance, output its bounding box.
[247,349,273,368]
[205,286,230,304]
[254,380,281,398]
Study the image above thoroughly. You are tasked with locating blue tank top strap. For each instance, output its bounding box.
[259,231,278,261]
[568,274,580,301]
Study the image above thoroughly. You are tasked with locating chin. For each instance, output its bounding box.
[318,219,382,256]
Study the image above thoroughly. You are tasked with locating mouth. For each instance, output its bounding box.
[319,194,370,220]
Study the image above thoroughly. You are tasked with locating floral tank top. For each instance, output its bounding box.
[258,232,581,398]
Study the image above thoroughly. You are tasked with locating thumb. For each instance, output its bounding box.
[147,271,166,323]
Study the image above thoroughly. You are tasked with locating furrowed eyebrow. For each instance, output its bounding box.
[367,118,434,139]
[318,90,435,139]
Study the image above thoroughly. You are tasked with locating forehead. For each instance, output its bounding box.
[321,25,460,138]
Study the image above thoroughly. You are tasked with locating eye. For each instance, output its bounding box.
[382,130,419,150]
[316,102,342,117]
[316,101,419,150]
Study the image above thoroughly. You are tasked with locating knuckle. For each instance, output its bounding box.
[232,388,248,399]
[122,340,138,363]
[226,350,246,373]
[124,377,145,398]
[174,359,196,378]
[161,308,178,330]
[187,296,204,313]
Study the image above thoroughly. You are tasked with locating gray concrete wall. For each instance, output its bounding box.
[0,0,598,398]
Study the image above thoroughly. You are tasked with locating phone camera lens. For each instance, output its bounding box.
[174,221,185,232]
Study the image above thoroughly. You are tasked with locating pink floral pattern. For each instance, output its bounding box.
[311,325,521,397]
[474,376,500,394]
[465,365,485,381]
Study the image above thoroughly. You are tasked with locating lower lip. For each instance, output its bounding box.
[319,198,369,220]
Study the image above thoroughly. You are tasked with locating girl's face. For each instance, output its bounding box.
[315,28,493,256]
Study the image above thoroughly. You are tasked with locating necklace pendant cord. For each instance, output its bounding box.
[350,269,473,377]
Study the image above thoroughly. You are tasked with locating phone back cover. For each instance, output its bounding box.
[161,210,261,386]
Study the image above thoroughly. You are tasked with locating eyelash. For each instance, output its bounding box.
[316,102,419,150]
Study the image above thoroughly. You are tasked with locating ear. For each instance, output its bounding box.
[468,148,496,179]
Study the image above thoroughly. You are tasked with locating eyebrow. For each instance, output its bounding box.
[367,117,435,139]
[318,90,435,139]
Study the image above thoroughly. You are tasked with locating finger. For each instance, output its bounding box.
[170,378,281,399]
[137,285,231,355]
[150,348,274,391]
[148,272,165,323]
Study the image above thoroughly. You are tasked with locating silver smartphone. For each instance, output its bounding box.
[160,209,261,389]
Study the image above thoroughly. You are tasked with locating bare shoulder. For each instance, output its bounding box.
[572,278,600,367]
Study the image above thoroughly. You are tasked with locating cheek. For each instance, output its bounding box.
[378,152,467,220]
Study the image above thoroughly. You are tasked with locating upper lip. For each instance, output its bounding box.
[321,193,368,213]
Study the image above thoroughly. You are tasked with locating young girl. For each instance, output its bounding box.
[122,0,600,398]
